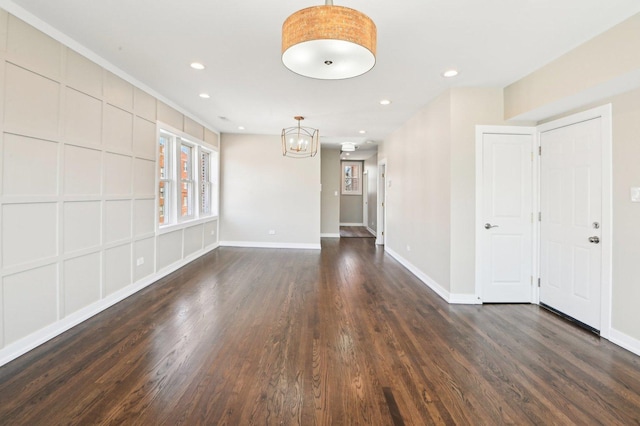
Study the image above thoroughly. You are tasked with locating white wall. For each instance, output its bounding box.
[220,134,320,249]
[0,11,219,366]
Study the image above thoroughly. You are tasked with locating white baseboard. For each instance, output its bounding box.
[0,243,220,368]
[385,247,480,305]
[608,328,640,356]
[340,222,365,226]
[366,226,376,236]
[321,233,340,238]
[220,241,321,250]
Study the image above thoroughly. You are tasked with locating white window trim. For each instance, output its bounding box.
[156,122,219,234]
[342,160,363,195]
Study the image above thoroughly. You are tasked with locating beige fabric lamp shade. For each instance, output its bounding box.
[282,2,376,80]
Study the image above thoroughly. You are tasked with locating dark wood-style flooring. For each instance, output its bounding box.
[340,226,375,238]
[0,238,639,424]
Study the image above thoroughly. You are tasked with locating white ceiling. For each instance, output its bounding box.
[4,0,640,150]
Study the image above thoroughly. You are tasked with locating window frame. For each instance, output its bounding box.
[178,141,196,222]
[341,161,363,195]
[156,123,219,234]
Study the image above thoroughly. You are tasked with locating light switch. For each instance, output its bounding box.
[631,187,640,202]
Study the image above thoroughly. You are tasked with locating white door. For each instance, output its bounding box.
[480,133,534,303]
[540,118,602,330]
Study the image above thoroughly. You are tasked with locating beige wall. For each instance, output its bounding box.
[608,88,640,341]
[449,88,505,294]
[505,13,640,120]
[220,134,320,247]
[320,148,340,236]
[340,194,363,224]
[383,88,504,298]
[340,160,364,224]
[0,11,219,364]
[364,155,378,231]
[384,91,453,291]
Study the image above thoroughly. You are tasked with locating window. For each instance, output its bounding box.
[342,161,362,195]
[200,150,213,215]
[180,143,194,219]
[158,125,218,230]
[158,133,172,226]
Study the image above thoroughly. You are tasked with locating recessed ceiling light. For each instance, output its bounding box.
[238,126,245,130]
[359,130,366,134]
[380,99,391,106]
[443,69,459,78]
[199,93,210,99]
[190,62,205,70]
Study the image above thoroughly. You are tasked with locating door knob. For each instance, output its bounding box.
[589,236,600,244]
[484,223,499,230]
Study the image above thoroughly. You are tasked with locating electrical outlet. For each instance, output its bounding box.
[136,257,144,266]
[268,230,276,235]
[406,245,411,252]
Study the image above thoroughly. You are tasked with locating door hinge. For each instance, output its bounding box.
[538,212,542,222]
[538,278,541,287]
[538,146,542,156]
[531,152,534,161]
[382,173,385,178]
[530,276,533,285]
[531,212,534,223]
[382,231,384,235]
[382,202,384,207]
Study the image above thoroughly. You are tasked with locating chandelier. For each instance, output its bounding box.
[282,116,319,158]
[282,0,377,80]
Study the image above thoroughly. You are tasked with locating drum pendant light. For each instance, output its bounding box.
[282,0,376,80]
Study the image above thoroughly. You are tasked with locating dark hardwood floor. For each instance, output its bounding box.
[0,238,639,424]
[340,226,375,238]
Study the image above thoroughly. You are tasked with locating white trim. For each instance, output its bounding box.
[220,241,321,250]
[366,226,376,236]
[362,169,368,228]
[341,161,363,195]
[376,159,387,246]
[608,328,640,357]
[156,122,219,234]
[0,243,219,367]
[340,222,364,226]
[0,1,220,134]
[449,294,483,305]
[474,126,537,303]
[321,233,340,238]
[537,104,613,339]
[385,247,480,305]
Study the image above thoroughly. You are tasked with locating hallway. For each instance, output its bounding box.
[0,238,638,424]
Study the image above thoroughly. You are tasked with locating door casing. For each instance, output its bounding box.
[475,104,612,338]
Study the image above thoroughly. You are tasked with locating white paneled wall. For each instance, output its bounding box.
[0,10,220,365]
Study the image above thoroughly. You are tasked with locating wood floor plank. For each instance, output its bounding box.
[0,238,639,424]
